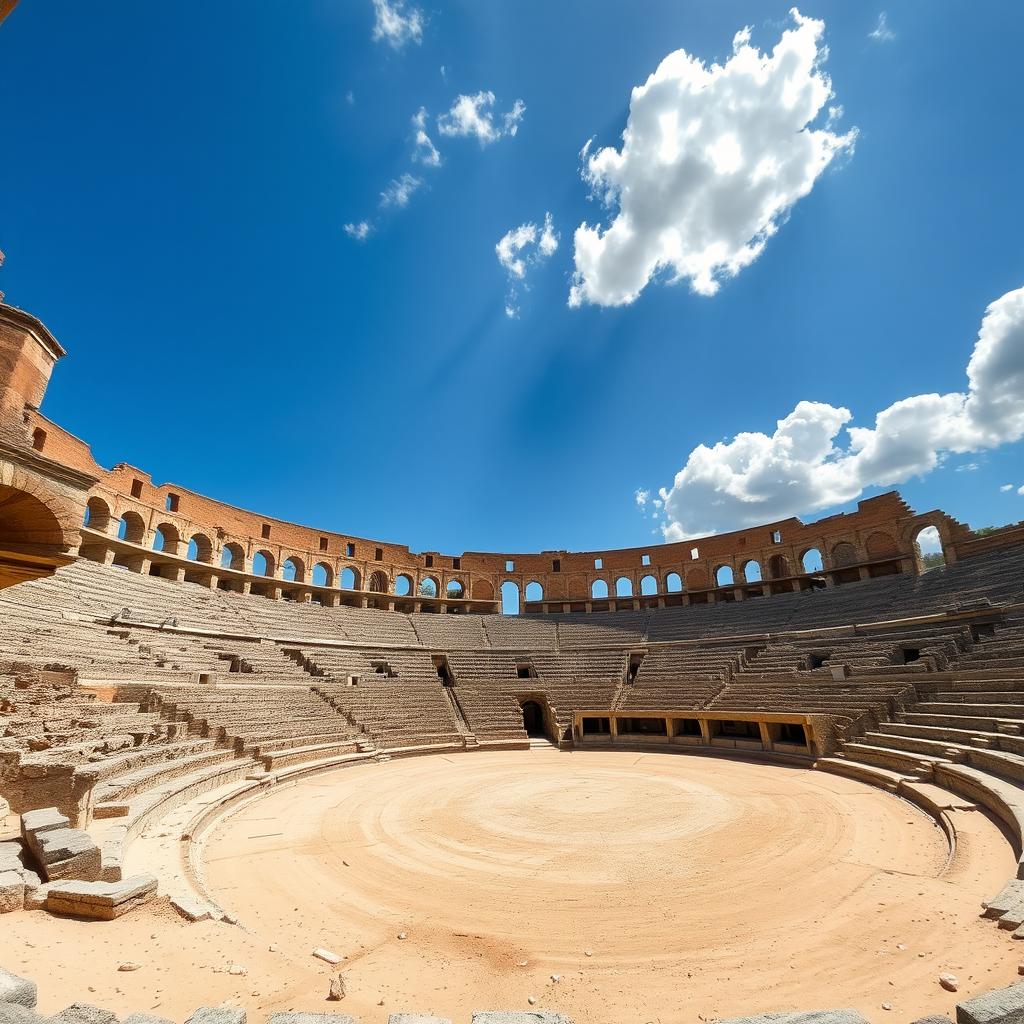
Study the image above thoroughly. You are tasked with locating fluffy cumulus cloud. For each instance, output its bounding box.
[657,284,1024,539]
[371,0,423,50]
[438,92,526,146]
[915,526,942,554]
[495,213,559,317]
[568,9,856,308]
[411,108,441,167]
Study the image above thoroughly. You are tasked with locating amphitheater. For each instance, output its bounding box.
[3,300,1024,1024]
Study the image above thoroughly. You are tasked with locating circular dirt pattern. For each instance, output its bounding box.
[195,749,1019,1022]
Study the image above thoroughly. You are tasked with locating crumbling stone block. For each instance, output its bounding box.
[0,968,37,1008]
[956,982,1024,1023]
[0,872,25,914]
[20,807,69,840]
[388,1016,452,1024]
[718,1014,870,1024]
[46,874,157,920]
[32,828,101,882]
[267,1015,360,1024]
[52,1006,118,1024]
[471,1014,573,1024]
[185,1010,246,1024]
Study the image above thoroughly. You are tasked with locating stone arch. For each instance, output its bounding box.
[368,570,388,593]
[525,580,544,602]
[341,566,362,590]
[715,565,734,587]
[187,532,214,563]
[220,542,245,571]
[768,554,789,579]
[741,559,762,583]
[472,579,494,601]
[664,571,683,593]
[83,496,112,533]
[252,550,276,577]
[117,511,146,545]
[446,578,465,599]
[640,573,658,596]
[591,578,609,599]
[831,542,859,568]
[418,575,438,598]
[911,524,945,572]
[0,484,66,554]
[393,572,413,596]
[501,580,520,614]
[312,562,333,587]
[615,576,633,598]
[152,522,180,554]
[282,556,306,583]
[801,548,823,573]
[866,531,898,560]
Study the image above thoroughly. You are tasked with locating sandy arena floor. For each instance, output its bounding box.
[5,748,1022,1023]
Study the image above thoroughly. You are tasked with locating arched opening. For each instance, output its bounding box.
[768,554,789,579]
[312,562,333,587]
[472,579,494,601]
[501,580,520,615]
[82,497,111,533]
[715,565,734,587]
[521,700,546,738]
[640,573,658,596]
[831,542,858,568]
[220,542,244,571]
[665,571,683,593]
[615,576,633,597]
[393,573,412,596]
[591,579,609,599]
[117,511,146,545]
[418,576,439,598]
[741,560,762,583]
[0,484,66,553]
[152,522,180,554]
[801,548,823,573]
[187,533,213,563]
[282,557,305,583]
[913,525,945,571]
[368,570,388,593]
[341,566,361,590]
[446,579,465,600]
[525,580,544,603]
[252,550,275,577]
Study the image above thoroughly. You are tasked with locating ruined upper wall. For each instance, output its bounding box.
[1,302,1005,610]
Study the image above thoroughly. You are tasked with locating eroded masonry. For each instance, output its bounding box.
[4,299,1024,1024]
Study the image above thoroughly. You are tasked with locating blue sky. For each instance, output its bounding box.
[1,2,1022,554]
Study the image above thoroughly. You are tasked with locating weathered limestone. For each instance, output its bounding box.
[266,1015,360,1024]
[0,969,36,1008]
[170,894,218,922]
[51,1005,118,1024]
[46,874,157,920]
[185,1009,247,1024]
[718,1014,870,1024]
[0,842,23,873]
[0,1007,43,1024]
[0,871,25,914]
[20,807,69,839]
[31,827,101,882]
[471,1015,573,1024]
[123,1015,175,1024]
[956,982,1024,1023]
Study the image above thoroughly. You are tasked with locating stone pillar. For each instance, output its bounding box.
[609,716,619,741]
[698,719,711,744]
[102,548,116,566]
[758,721,772,751]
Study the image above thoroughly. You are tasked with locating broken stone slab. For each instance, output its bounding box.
[20,808,69,841]
[185,1010,246,1024]
[46,874,157,921]
[0,843,24,873]
[32,828,102,882]
[267,1015,360,1024]
[123,1015,175,1024]
[471,1015,573,1024]
[912,1018,954,1023]
[983,880,1024,919]
[956,982,1024,1023]
[22,878,54,913]
[0,872,25,914]
[0,1006,45,1024]
[717,1014,870,1024]
[170,894,220,923]
[0,968,37,1008]
[388,1016,453,1024]
[51,1004,119,1024]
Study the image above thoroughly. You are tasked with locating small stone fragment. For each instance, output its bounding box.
[118,963,141,973]
[397,932,407,940]
[227,965,247,977]
[939,973,958,992]
[327,974,345,1001]
[312,948,342,965]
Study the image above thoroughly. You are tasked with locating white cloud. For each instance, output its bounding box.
[379,173,423,209]
[635,488,650,508]
[658,284,1024,538]
[568,9,856,308]
[371,0,423,50]
[438,92,526,146]
[915,525,941,554]
[344,220,373,241]
[869,12,895,42]
[956,461,980,472]
[495,213,559,317]
[411,108,442,167]
[1001,484,1015,492]
[1019,486,1024,496]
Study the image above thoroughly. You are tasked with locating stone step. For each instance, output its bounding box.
[815,756,918,792]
